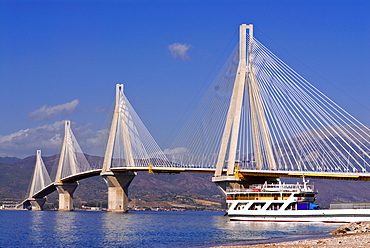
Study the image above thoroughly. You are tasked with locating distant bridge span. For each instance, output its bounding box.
[30,167,370,200]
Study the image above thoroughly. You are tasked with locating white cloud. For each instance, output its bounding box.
[168,43,192,60]
[164,147,189,155]
[28,99,79,122]
[0,121,108,159]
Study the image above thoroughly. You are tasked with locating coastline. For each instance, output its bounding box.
[212,232,370,247]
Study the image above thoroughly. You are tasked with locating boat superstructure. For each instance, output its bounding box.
[225,179,370,223]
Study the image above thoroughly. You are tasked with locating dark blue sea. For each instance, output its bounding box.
[0,210,338,247]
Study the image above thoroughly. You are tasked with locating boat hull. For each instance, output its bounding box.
[228,209,370,223]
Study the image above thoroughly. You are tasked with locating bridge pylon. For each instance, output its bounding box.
[101,84,136,213]
[212,24,278,189]
[24,150,51,210]
[54,120,79,211]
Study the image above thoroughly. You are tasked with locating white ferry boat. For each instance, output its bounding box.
[225,178,370,223]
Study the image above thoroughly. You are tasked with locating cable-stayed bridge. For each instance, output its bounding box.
[22,24,370,212]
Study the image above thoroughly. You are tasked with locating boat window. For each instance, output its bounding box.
[305,193,315,197]
[282,193,291,199]
[293,193,315,197]
[286,202,297,210]
[248,202,266,210]
[272,193,280,200]
[266,203,284,210]
[234,203,248,210]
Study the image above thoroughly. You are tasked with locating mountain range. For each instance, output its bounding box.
[1,155,370,210]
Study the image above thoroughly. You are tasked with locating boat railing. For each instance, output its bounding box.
[226,183,314,193]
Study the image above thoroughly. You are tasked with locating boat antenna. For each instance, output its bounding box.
[302,174,309,190]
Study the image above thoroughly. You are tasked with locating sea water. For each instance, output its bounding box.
[0,210,338,247]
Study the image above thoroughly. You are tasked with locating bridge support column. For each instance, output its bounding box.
[25,198,47,210]
[102,171,136,213]
[56,182,78,211]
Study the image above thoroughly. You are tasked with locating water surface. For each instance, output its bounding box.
[0,210,338,247]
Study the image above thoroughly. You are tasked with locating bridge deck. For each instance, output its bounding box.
[30,167,370,199]
[62,167,370,182]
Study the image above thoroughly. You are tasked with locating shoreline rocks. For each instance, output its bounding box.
[214,222,370,247]
[332,221,370,235]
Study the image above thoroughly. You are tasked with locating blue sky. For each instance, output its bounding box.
[0,0,369,158]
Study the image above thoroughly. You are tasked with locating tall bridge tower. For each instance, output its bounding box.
[213,24,277,189]
[55,121,79,211]
[101,84,136,213]
[24,150,51,210]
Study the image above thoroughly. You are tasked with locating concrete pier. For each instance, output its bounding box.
[55,182,78,211]
[26,197,46,210]
[102,171,136,213]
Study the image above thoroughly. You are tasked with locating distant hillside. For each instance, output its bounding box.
[282,177,370,208]
[312,179,370,208]
[0,157,21,164]
[1,155,370,210]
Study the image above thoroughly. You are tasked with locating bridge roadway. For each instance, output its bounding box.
[30,167,370,200]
